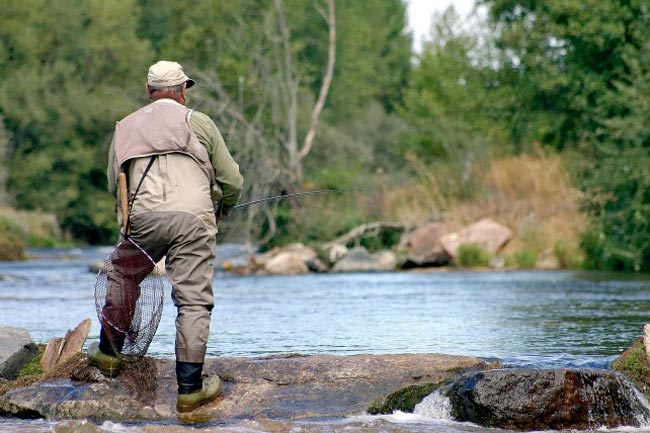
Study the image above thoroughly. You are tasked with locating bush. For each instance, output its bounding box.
[456,243,490,267]
[0,216,26,260]
[512,249,537,269]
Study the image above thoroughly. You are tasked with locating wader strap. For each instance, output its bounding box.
[124,156,156,237]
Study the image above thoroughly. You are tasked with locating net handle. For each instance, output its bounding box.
[118,172,129,235]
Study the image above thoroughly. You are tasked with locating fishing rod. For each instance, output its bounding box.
[232,188,361,210]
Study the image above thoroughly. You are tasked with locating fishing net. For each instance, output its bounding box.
[94,237,164,356]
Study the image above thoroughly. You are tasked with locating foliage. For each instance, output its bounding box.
[482,0,650,271]
[399,9,508,164]
[368,383,438,415]
[511,249,537,269]
[456,244,491,267]
[579,146,650,272]
[0,0,151,244]
[0,215,26,261]
[18,345,45,377]
[611,338,650,398]
[0,0,648,271]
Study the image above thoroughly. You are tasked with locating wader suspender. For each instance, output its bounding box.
[118,156,156,236]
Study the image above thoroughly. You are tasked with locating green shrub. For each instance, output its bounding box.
[512,249,537,268]
[456,243,490,267]
[0,216,26,261]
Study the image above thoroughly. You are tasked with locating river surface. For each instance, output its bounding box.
[2,246,650,432]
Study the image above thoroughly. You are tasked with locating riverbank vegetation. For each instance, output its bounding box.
[0,0,648,271]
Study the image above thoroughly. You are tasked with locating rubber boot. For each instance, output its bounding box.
[176,361,222,413]
[87,342,121,377]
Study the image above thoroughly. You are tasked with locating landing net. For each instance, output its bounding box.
[94,237,164,356]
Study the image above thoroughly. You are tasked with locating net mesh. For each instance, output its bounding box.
[94,237,164,356]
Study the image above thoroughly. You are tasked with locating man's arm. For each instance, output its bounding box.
[190,111,244,210]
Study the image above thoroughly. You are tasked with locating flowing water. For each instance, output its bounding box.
[2,246,650,432]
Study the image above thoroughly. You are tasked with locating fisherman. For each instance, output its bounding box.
[88,60,244,413]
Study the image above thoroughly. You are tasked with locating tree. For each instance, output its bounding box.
[482,0,650,271]
[0,0,151,243]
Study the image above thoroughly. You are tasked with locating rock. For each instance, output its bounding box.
[264,252,309,275]
[283,243,318,262]
[374,251,398,270]
[401,223,450,267]
[332,247,394,272]
[0,326,38,380]
[440,218,512,259]
[611,337,650,397]
[41,319,91,373]
[328,244,347,264]
[255,244,325,274]
[443,368,650,431]
[252,247,282,267]
[0,353,485,422]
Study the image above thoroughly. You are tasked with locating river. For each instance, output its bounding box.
[1,246,650,432]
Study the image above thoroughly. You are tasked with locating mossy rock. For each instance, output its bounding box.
[611,338,650,397]
[368,382,438,414]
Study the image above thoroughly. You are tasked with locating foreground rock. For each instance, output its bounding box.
[0,326,38,379]
[442,368,650,431]
[0,353,484,422]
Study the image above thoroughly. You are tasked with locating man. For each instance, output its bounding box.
[88,60,244,413]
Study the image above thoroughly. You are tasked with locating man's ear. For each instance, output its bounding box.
[145,83,150,94]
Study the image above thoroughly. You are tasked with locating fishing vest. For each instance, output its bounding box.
[113,100,216,185]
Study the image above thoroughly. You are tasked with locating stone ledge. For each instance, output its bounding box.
[0,353,485,422]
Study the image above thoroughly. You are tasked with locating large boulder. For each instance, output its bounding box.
[440,218,512,258]
[0,326,38,380]
[401,223,450,267]
[332,247,396,272]
[0,353,484,422]
[441,368,650,431]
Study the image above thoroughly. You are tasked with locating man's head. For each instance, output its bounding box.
[146,61,195,104]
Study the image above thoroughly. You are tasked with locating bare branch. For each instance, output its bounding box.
[299,0,336,162]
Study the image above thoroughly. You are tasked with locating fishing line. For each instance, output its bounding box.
[232,188,362,210]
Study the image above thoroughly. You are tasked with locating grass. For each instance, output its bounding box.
[17,344,45,377]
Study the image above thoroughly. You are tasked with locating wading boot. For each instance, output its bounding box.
[176,361,223,413]
[87,342,121,377]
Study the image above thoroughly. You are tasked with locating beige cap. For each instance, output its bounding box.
[147,61,195,88]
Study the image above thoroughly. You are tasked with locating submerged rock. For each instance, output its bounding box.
[443,368,650,431]
[0,353,484,422]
